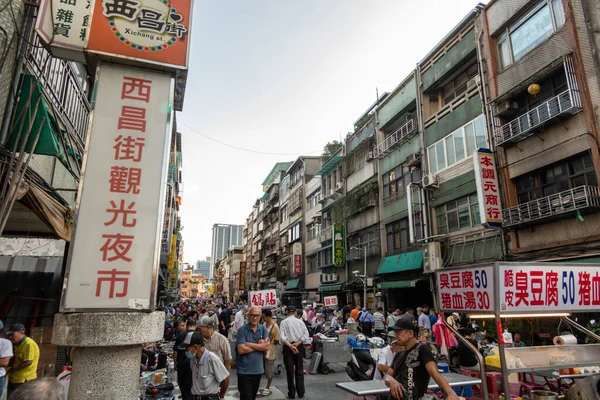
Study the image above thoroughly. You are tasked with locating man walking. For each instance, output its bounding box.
[7,324,39,396]
[236,306,269,400]
[260,308,280,397]
[417,307,432,342]
[174,318,197,400]
[373,308,386,339]
[233,306,248,334]
[198,316,232,369]
[359,308,374,337]
[179,331,230,400]
[0,321,13,399]
[279,306,309,399]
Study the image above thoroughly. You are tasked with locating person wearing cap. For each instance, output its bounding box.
[198,316,232,369]
[374,332,402,380]
[174,318,198,400]
[446,312,459,331]
[203,306,220,330]
[178,331,230,400]
[236,306,269,400]
[6,324,39,396]
[0,321,13,398]
[279,305,309,399]
[385,320,459,400]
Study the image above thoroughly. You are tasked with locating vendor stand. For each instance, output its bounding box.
[311,333,350,373]
[435,262,600,400]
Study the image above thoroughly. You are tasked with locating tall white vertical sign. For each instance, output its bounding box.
[61,63,173,311]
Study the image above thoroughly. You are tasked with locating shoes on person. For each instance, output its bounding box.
[285,395,295,399]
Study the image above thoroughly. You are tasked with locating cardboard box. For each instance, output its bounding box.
[30,326,54,344]
[38,343,58,367]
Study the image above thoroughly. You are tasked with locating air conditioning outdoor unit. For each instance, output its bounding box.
[496,101,519,117]
[329,188,335,197]
[320,274,325,283]
[335,182,343,192]
[423,241,442,273]
[422,173,439,189]
[366,151,374,162]
[467,76,480,91]
[330,273,339,282]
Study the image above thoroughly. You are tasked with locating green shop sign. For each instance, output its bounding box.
[333,224,344,266]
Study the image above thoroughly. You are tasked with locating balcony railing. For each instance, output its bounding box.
[494,89,582,147]
[373,118,417,159]
[502,186,600,227]
[318,225,333,243]
[25,35,90,147]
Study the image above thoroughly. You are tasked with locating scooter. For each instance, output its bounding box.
[345,348,377,381]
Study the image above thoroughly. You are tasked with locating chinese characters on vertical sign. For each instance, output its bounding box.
[167,234,176,270]
[61,64,172,310]
[333,224,344,266]
[87,0,192,68]
[436,267,494,312]
[250,289,277,307]
[324,296,338,307]
[239,262,246,292]
[293,243,302,276]
[36,0,91,62]
[499,264,600,312]
[473,148,502,228]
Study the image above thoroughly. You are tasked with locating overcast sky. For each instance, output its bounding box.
[178,0,486,264]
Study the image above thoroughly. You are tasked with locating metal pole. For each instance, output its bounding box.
[496,315,511,400]
[363,246,367,309]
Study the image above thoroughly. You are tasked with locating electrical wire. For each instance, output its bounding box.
[177,120,323,156]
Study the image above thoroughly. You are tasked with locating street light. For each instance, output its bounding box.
[351,245,368,309]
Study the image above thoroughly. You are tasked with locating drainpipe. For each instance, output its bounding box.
[414,67,431,240]
[0,2,35,145]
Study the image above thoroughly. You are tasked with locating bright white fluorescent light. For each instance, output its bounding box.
[468,313,571,319]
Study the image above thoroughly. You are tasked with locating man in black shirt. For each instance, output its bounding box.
[385,319,459,400]
[458,327,479,370]
[173,318,197,400]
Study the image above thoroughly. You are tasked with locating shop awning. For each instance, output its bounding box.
[320,284,341,292]
[377,250,423,274]
[285,278,300,290]
[379,279,420,289]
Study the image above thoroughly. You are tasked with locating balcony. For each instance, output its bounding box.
[502,186,600,228]
[494,89,582,147]
[25,35,90,147]
[318,225,333,243]
[374,118,417,159]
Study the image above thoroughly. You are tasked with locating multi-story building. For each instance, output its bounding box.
[484,0,600,262]
[223,246,244,302]
[304,175,322,297]
[211,223,244,279]
[195,258,211,278]
[179,269,193,299]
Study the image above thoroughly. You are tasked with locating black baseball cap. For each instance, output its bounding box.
[177,331,204,349]
[7,323,25,335]
[391,319,418,334]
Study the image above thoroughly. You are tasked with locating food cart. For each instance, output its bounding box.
[435,262,600,400]
[311,334,350,373]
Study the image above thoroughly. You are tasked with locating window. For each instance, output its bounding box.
[515,152,598,204]
[509,71,568,118]
[308,255,318,273]
[442,63,478,105]
[289,166,304,187]
[383,163,421,201]
[288,223,302,243]
[497,0,565,69]
[427,115,487,173]
[308,190,321,209]
[386,218,421,254]
[281,205,288,222]
[318,247,333,268]
[307,223,320,241]
[435,194,480,234]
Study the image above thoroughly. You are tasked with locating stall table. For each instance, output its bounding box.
[336,372,482,397]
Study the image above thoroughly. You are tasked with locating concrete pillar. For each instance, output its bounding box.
[52,311,165,400]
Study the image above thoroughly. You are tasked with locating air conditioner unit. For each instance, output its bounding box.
[467,76,480,91]
[335,182,343,193]
[496,101,519,117]
[330,273,339,282]
[329,188,335,197]
[366,151,374,162]
[405,153,421,168]
[422,173,439,188]
[423,241,442,273]
[320,274,325,283]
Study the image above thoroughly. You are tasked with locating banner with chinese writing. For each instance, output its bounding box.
[250,289,277,307]
[86,0,192,69]
[333,224,344,266]
[167,268,177,289]
[293,242,302,275]
[61,63,172,311]
[160,187,173,256]
[167,234,176,270]
[324,295,338,307]
[239,261,246,292]
[36,0,90,62]
[499,264,600,313]
[436,266,495,312]
[474,148,502,228]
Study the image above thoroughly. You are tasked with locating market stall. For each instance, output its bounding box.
[436,262,600,400]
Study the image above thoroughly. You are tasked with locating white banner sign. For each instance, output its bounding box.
[249,289,277,308]
[499,264,600,313]
[62,63,172,310]
[474,148,502,228]
[324,295,337,307]
[436,266,494,312]
[36,0,90,63]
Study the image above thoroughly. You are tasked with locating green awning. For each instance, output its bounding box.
[316,156,342,176]
[260,192,269,201]
[285,278,300,290]
[377,250,423,274]
[379,279,420,289]
[320,284,341,292]
[7,74,70,169]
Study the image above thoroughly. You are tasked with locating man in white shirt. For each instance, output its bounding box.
[0,320,13,398]
[373,308,386,338]
[310,314,325,331]
[330,316,341,330]
[279,306,309,399]
[233,306,248,333]
[374,333,402,380]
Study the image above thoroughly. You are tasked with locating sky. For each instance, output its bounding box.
[178,0,486,264]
